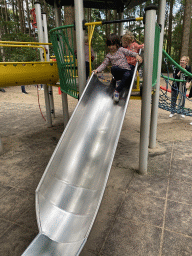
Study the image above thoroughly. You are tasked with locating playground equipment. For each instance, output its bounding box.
[0,41,59,88]
[22,56,140,256]
[158,49,192,116]
[49,17,144,99]
[0,61,59,87]
[21,3,161,254]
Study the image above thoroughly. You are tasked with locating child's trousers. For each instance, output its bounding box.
[111,66,133,92]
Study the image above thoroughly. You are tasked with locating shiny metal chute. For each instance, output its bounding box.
[22,61,139,256]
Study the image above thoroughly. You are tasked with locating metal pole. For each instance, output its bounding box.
[139,5,157,175]
[54,1,69,128]
[119,12,124,36]
[149,0,166,148]
[35,1,52,128]
[42,13,55,119]
[74,0,86,98]
[0,137,3,155]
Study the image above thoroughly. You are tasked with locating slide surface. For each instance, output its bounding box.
[22,63,138,256]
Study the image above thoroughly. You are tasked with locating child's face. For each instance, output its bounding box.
[122,39,128,48]
[108,44,118,53]
[180,57,187,68]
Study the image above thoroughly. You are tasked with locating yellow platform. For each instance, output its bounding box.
[0,61,59,87]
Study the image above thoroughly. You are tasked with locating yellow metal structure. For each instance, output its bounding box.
[0,41,52,46]
[0,62,59,87]
[0,41,59,87]
[0,44,47,61]
[87,24,95,76]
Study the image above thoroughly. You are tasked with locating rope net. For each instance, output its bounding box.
[158,50,192,116]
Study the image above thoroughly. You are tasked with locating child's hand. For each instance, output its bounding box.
[92,70,98,74]
[136,55,142,63]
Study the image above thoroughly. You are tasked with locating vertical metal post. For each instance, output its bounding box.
[149,0,166,148]
[118,12,124,36]
[54,1,69,128]
[74,0,86,98]
[139,5,157,175]
[0,137,3,155]
[35,1,52,127]
[42,13,55,119]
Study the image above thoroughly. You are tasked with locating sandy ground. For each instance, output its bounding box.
[0,77,192,255]
[1,75,191,143]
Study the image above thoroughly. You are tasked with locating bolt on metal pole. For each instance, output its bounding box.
[74,0,86,98]
[35,1,52,127]
[149,0,166,148]
[42,13,55,119]
[139,5,157,175]
[54,1,69,128]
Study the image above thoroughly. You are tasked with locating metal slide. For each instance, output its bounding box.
[22,62,139,256]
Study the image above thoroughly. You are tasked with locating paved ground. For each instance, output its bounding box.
[0,85,192,255]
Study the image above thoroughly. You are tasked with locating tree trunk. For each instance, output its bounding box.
[88,8,91,22]
[21,0,26,34]
[106,10,111,36]
[11,0,16,33]
[180,0,192,57]
[18,0,24,33]
[113,10,117,33]
[64,6,75,49]
[15,0,19,33]
[3,0,8,34]
[25,0,31,36]
[0,26,5,61]
[4,0,8,22]
[166,0,174,55]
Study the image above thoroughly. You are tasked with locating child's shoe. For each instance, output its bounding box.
[169,113,175,118]
[116,80,121,88]
[113,90,119,103]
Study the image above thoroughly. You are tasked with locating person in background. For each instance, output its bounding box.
[34,84,44,90]
[74,35,95,81]
[93,34,142,103]
[169,56,191,118]
[121,30,144,71]
[38,84,44,90]
[184,57,192,125]
[21,85,28,94]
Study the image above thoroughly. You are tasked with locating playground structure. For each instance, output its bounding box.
[2,1,164,254]
[22,52,140,256]
[1,0,191,255]
[20,0,162,255]
[0,41,59,87]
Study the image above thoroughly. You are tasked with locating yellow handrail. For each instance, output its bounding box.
[0,44,47,62]
[85,21,102,26]
[88,24,95,76]
[0,41,52,46]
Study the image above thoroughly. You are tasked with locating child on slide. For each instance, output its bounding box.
[121,30,144,71]
[93,34,142,103]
